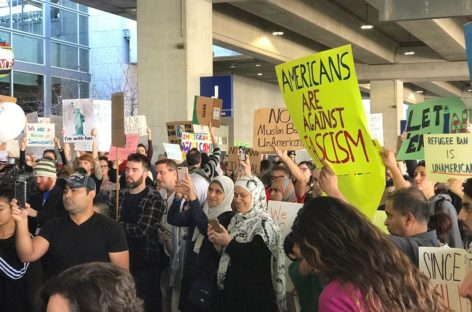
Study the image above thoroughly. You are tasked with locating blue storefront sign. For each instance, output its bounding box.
[200,75,233,117]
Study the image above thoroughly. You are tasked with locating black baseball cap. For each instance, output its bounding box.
[59,172,96,191]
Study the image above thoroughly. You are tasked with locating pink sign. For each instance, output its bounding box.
[108,134,139,161]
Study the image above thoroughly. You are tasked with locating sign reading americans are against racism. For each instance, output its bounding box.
[275,45,385,218]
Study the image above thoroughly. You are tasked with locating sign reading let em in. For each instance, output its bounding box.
[424,133,472,182]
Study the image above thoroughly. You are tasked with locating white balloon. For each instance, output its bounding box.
[0,102,26,142]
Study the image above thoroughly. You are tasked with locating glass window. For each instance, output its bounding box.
[13,33,43,64]
[0,31,10,42]
[0,73,11,96]
[79,4,88,13]
[12,0,43,35]
[79,48,88,72]
[51,0,77,10]
[13,71,44,114]
[79,14,88,45]
[51,7,77,43]
[51,42,77,70]
[80,81,88,98]
[0,0,10,28]
[51,76,78,115]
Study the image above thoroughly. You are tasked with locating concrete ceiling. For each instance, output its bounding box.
[74,0,472,99]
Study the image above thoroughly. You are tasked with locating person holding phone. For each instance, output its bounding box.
[167,174,235,312]
[0,188,41,312]
[207,175,286,312]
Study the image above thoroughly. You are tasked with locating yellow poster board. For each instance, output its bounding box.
[275,45,385,218]
[424,133,472,182]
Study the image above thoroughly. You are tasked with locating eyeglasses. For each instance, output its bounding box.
[271,175,287,181]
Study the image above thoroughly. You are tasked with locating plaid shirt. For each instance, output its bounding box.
[119,186,165,263]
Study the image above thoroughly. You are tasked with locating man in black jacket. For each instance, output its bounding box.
[27,158,66,235]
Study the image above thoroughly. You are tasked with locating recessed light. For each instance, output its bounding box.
[467,88,472,92]
[416,90,423,94]
[230,65,236,69]
[404,51,415,56]
[257,73,263,76]
[272,31,284,36]
[360,24,373,30]
[255,64,261,67]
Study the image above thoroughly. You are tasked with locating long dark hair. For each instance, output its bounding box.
[291,197,446,311]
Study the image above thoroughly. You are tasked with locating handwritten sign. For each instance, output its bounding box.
[267,201,303,238]
[367,113,384,147]
[227,146,261,175]
[419,247,471,311]
[253,108,303,153]
[166,121,193,144]
[180,132,212,155]
[111,92,126,147]
[192,96,222,128]
[424,133,472,182]
[108,134,139,161]
[25,123,55,146]
[74,100,111,152]
[275,45,385,218]
[125,115,147,136]
[163,143,183,161]
[398,98,468,160]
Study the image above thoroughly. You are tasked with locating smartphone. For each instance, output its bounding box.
[177,167,189,180]
[208,219,223,233]
[239,146,247,161]
[15,180,27,208]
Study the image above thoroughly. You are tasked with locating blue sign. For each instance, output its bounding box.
[200,75,233,117]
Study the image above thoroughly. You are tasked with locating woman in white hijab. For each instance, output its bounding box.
[208,175,286,312]
[168,174,235,312]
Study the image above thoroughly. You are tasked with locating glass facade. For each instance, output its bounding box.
[0,0,90,115]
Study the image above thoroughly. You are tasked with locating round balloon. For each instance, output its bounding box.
[0,37,14,78]
[0,102,25,142]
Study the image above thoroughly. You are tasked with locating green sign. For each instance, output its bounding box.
[397,98,468,160]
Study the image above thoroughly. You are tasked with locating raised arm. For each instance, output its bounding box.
[319,158,347,202]
[380,147,410,190]
[11,201,49,262]
[146,127,153,162]
[273,146,307,199]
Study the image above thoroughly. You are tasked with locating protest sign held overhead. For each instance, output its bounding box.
[267,201,302,238]
[125,115,147,136]
[253,108,303,153]
[180,132,212,155]
[166,121,193,144]
[192,96,222,128]
[108,134,139,161]
[419,247,471,311]
[163,143,183,162]
[275,45,385,218]
[397,98,468,160]
[111,92,126,147]
[25,123,55,146]
[63,98,94,143]
[424,133,472,182]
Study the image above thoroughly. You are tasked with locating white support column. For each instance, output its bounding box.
[370,80,405,151]
[137,0,213,148]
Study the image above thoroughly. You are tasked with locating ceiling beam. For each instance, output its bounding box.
[230,0,398,64]
[414,81,463,97]
[356,61,469,83]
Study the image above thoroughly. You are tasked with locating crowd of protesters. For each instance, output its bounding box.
[1,126,472,312]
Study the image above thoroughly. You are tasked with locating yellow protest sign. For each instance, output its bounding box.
[275,45,385,218]
[424,133,472,182]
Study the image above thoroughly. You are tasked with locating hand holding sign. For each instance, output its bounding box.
[239,152,252,176]
[320,159,346,202]
[380,147,397,171]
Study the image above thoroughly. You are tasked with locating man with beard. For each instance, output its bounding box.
[12,172,129,280]
[119,153,166,312]
[27,158,67,235]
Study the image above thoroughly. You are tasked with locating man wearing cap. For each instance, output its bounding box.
[27,158,66,235]
[11,172,129,279]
